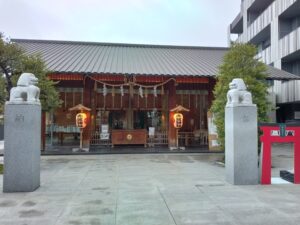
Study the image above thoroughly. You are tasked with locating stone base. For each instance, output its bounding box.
[280,170,294,183]
[72,148,89,153]
[225,106,258,185]
[169,147,185,151]
[3,103,41,192]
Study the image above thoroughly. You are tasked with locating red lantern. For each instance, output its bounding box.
[173,113,183,129]
[76,113,87,128]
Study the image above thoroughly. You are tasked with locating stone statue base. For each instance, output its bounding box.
[225,106,258,185]
[3,103,41,192]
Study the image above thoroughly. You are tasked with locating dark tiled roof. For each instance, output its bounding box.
[266,66,300,80]
[12,39,299,80]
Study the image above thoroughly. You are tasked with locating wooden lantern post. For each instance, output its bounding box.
[76,113,87,149]
[170,105,190,149]
[69,104,91,151]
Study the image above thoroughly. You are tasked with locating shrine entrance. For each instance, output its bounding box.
[46,75,213,150]
[260,123,300,184]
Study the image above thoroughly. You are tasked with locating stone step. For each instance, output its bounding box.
[280,170,294,183]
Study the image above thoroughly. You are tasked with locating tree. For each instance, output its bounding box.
[0,76,5,115]
[211,43,270,149]
[0,32,61,112]
[0,32,23,100]
[15,55,62,111]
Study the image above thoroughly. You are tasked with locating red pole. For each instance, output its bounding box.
[294,135,300,184]
[261,139,272,185]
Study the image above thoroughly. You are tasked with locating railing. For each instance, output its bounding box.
[238,0,298,44]
[247,1,275,41]
[245,0,297,16]
[46,125,80,134]
[236,33,246,43]
[244,0,255,9]
[178,130,208,147]
[148,131,168,147]
[279,26,300,59]
[90,130,168,147]
[46,125,80,145]
[230,13,243,33]
[273,80,300,104]
[255,46,272,64]
[277,0,297,16]
[90,130,209,147]
[90,131,111,146]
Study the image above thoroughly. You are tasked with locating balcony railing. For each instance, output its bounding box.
[279,26,300,58]
[271,79,300,104]
[247,1,275,42]
[236,33,246,43]
[278,0,298,16]
[244,0,255,9]
[255,46,272,65]
[246,0,296,15]
[230,12,243,34]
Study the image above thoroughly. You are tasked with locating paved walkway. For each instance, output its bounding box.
[0,145,299,225]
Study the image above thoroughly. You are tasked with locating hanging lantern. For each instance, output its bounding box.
[154,86,157,97]
[103,84,107,96]
[139,86,143,98]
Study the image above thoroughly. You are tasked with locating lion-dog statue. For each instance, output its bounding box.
[9,73,40,104]
[226,78,252,106]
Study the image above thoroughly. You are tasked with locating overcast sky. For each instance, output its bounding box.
[0,0,241,47]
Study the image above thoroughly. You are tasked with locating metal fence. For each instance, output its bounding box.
[90,130,208,147]
[90,131,169,147]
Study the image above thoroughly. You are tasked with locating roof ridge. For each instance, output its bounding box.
[11,38,229,50]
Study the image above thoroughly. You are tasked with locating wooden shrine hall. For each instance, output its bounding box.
[13,39,299,151]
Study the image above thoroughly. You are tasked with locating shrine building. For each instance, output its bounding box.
[12,39,298,151]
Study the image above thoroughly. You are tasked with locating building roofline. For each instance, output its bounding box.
[11,38,229,51]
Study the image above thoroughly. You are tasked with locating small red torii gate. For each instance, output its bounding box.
[260,123,300,185]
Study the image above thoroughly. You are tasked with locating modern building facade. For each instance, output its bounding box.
[229,0,300,122]
[13,39,298,151]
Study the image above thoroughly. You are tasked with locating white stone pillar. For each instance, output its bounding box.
[225,78,258,185]
[3,73,41,192]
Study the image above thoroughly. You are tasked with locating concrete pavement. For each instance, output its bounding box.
[0,144,299,225]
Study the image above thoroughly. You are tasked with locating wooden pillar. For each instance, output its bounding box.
[127,90,134,129]
[168,80,177,148]
[82,77,93,148]
[208,78,216,109]
[91,81,97,132]
[41,111,46,151]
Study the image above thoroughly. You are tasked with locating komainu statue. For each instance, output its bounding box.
[9,73,40,104]
[226,78,253,107]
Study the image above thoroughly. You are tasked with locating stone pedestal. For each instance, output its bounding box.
[3,103,41,192]
[225,106,258,185]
